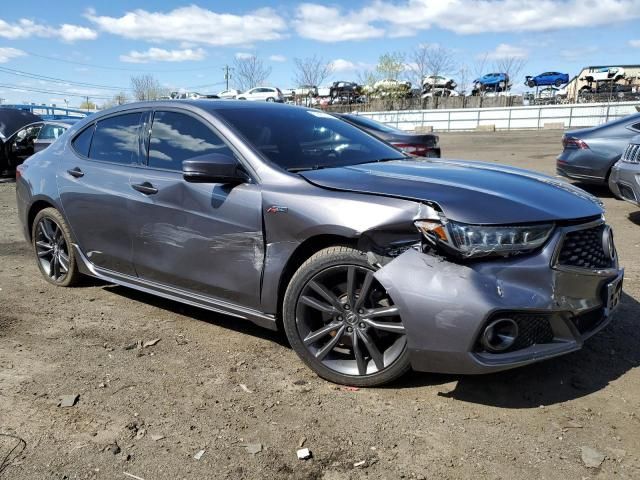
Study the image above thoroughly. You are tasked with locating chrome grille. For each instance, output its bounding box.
[557,224,615,270]
[621,143,640,163]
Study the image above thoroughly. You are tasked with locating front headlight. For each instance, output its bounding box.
[415,218,554,258]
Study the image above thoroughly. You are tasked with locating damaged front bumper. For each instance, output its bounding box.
[373,223,624,375]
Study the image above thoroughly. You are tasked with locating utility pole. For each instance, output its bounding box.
[85,96,90,112]
[223,65,233,90]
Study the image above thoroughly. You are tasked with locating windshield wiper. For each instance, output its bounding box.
[287,165,330,173]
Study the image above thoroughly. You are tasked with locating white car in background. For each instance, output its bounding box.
[237,87,284,102]
[422,75,457,91]
[217,89,240,99]
[582,67,626,83]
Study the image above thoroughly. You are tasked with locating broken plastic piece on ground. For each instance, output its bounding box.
[59,394,79,407]
[297,448,312,460]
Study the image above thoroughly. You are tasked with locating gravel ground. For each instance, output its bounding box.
[1,130,639,480]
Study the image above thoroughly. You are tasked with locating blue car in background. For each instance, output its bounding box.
[472,73,510,94]
[525,72,569,88]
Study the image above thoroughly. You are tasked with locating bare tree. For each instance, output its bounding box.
[101,91,129,109]
[493,56,527,90]
[407,45,429,89]
[408,44,457,89]
[233,55,272,92]
[457,66,471,95]
[293,55,333,87]
[426,45,457,77]
[130,75,163,101]
[474,53,489,78]
[356,68,378,88]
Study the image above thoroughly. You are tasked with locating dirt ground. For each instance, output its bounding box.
[1,130,639,480]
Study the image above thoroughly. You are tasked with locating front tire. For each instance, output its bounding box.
[32,207,81,287]
[283,247,410,387]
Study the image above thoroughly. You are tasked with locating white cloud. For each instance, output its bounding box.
[120,47,206,63]
[269,54,286,62]
[0,18,97,42]
[484,44,528,60]
[235,52,255,60]
[58,24,98,42]
[630,39,640,47]
[86,6,286,46]
[294,4,384,42]
[0,47,26,63]
[294,0,640,41]
[330,58,374,73]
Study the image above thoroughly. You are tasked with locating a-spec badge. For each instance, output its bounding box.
[266,206,288,214]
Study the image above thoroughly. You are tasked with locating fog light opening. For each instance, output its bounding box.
[481,318,519,353]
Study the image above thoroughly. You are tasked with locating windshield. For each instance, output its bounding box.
[215,107,406,171]
[342,114,399,134]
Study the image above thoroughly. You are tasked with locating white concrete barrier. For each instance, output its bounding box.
[357,101,640,132]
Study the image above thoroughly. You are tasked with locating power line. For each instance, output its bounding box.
[0,83,113,100]
[0,66,130,92]
[21,50,224,73]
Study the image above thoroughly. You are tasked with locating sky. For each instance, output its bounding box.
[1,0,640,107]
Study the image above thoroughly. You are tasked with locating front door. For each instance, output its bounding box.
[129,109,264,309]
[57,111,147,276]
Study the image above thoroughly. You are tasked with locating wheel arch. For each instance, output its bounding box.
[273,234,357,326]
[27,198,59,241]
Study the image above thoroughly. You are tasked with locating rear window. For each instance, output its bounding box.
[89,113,142,164]
[72,124,94,157]
[343,115,398,134]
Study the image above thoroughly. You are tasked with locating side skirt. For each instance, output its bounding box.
[73,244,278,331]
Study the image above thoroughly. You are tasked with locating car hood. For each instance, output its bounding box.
[300,159,603,225]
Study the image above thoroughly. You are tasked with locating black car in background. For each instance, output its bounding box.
[337,113,441,157]
[0,108,74,177]
[0,109,42,177]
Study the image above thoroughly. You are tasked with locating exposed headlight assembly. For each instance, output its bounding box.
[415,218,554,258]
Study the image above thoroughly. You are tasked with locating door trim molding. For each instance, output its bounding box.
[73,244,278,330]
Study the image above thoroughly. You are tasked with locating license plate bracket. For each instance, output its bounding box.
[605,272,624,316]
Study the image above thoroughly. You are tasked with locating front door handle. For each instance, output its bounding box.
[67,167,84,178]
[131,181,158,195]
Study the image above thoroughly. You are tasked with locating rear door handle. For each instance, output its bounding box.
[67,167,84,178]
[131,181,158,195]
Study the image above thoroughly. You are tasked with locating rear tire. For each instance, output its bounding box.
[283,246,411,387]
[32,207,81,287]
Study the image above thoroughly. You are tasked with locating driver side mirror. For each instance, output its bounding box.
[182,153,248,184]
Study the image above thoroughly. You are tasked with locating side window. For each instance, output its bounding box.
[38,124,67,140]
[89,113,142,164]
[632,122,640,132]
[148,111,236,171]
[72,124,94,157]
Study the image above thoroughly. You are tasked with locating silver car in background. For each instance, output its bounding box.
[609,135,640,207]
[557,113,640,189]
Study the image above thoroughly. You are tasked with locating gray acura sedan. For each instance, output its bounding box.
[557,113,640,188]
[16,101,624,386]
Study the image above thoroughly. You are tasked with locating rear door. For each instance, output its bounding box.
[57,110,148,276]
[129,108,264,309]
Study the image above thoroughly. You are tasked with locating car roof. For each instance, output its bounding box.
[90,100,308,117]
